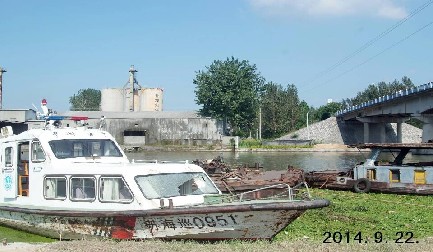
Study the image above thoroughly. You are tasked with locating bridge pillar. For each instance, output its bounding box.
[357,116,409,143]
[363,123,369,143]
[420,117,433,143]
[379,123,386,143]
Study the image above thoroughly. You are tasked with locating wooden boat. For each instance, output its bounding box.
[305,143,433,195]
[0,110,329,240]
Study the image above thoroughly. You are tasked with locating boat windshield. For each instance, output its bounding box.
[49,139,123,159]
[135,172,219,199]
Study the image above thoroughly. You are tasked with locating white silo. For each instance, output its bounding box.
[133,89,140,111]
[139,88,163,111]
[101,88,125,112]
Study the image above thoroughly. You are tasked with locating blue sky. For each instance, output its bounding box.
[1,0,432,112]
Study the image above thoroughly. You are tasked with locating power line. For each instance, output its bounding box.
[319,20,433,88]
[302,0,433,87]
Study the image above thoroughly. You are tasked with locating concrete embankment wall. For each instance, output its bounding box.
[277,117,422,145]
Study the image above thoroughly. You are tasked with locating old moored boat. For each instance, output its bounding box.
[0,108,329,240]
[306,143,433,195]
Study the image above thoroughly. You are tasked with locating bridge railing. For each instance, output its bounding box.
[336,82,433,117]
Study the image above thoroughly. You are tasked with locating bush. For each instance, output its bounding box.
[239,139,262,148]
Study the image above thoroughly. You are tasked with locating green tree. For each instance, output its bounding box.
[261,82,285,138]
[260,83,306,138]
[342,76,415,107]
[285,84,303,131]
[194,57,265,136]
[313,102,343,121]
[69,88,101,111]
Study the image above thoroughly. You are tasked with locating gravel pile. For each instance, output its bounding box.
[277,117,422,144]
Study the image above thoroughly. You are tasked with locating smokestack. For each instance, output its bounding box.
[0,67,6,110]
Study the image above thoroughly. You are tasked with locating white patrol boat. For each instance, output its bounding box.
[0,114,329,240]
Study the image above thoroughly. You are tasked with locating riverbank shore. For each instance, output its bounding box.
[126,143,363,153]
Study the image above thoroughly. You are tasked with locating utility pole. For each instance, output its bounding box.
[306,111,310,140]
[0,67,6,110]
[259,107,262,140]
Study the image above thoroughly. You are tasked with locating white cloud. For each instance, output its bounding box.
[248,0,408,19]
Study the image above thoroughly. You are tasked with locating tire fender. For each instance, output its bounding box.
[353,178,371,193]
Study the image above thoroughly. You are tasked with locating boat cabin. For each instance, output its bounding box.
[354,143,433,183]
[347,143,433,194]
[0,119,220,211]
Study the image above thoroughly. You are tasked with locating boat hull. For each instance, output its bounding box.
[317,180,433,195]
[0,199,329,240]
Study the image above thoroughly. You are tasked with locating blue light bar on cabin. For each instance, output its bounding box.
[46,116,65,121]
[45,116,89,121]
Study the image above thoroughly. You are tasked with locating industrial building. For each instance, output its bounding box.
[0,109,223,148]
[60,111,223,147]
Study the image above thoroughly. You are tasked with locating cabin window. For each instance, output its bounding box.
[49,139,122,159]
[367,169,376,180]
[99,177,133,202]
[390,170,400,183]
[4,147,12,167]
[70,177,96,201]
[90,142,102,156]
[31,141,46,162]
[44,177,67,199]
[73,143,84,157]
[135,172,219,199]
[414,170,426,185]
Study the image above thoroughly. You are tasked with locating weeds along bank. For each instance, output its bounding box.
[281,189,433,243]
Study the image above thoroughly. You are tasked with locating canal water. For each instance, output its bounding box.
[127,150,433,172]
[126,151,366,172]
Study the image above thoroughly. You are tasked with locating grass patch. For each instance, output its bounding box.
[239,139,262,148]
[239,139,313,149]
[254,144,312,149]
[276,189,433,243]
[0,225,55,243]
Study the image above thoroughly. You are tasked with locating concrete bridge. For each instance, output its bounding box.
[336,81,433,143]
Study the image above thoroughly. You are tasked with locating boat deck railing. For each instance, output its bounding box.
[132,159,190,164]
[228,182,311,202]
[239,183,293,202]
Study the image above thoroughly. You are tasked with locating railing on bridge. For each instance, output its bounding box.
[336,82,433,117]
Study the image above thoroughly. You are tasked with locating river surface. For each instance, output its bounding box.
[127,150,433,172]
[126,151,367,172]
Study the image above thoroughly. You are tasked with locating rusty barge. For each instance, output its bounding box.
[305,143,433,195]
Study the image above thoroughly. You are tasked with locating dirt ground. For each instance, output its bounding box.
[313,143,350,150]
[4,239,433,252]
